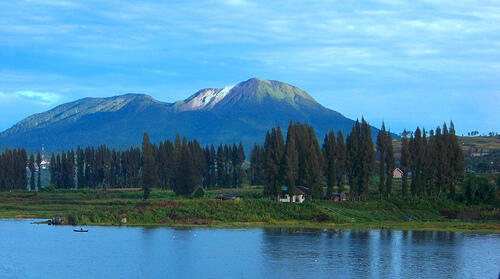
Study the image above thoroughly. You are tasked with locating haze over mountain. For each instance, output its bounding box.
[0,78,380,151]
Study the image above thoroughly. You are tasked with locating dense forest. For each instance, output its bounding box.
[0,120,497,204]
[43,133,245,199]
[0,148,28,191]
[249,120,473,202]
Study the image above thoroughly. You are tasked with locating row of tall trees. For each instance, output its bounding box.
[250,120,379,201]
[251,122,327,200]
[41,133,245,197]
[49,150,75,189]
[322,130,347,197]
[345,119,376,200]
[400,122,465,198]
[376,123,395,199]
[252,120,468,202]
[0,148,28,191]
[0,121,469,203]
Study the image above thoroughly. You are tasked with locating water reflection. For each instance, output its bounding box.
[0,220,498,279]
[260,228,497,279]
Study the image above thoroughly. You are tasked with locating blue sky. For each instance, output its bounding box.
[0,0,499,135]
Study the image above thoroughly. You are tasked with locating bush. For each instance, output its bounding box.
[191,187,205,198]
[42,184,56,192]
[463,174,497,205]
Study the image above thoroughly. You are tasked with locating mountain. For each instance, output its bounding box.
[0,78,380,151]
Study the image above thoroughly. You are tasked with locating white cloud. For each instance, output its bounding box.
[0,90,62,106]
[15,90,62,105]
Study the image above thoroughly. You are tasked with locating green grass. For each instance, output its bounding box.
[1,188,498,232]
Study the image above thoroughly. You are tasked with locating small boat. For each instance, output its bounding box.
[73,228,88,233]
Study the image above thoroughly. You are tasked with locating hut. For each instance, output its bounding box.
[393,168,404,179]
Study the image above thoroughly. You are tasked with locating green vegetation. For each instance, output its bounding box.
[0,120,497,234]
[0,188,498,233]
[392,135,500,173]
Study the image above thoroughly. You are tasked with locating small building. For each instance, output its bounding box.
[332,192,348,202]
[279,186,309,203]
[393,168,404,179]
[39,159,50,170]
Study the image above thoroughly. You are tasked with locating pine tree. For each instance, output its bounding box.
[376,123,386,199]
[76,147,84,189]
[435,126,446,197]
[347,120,361,200]
[36,152,41,190]
[410,127,425,197]
[141,132,156,199]
[359,119,375,200]
[335,130,346,194]
[228,142,246,187]
[400,130,411,197]
[50,154,56,186]
[65,150,75,189]
[384,129,394,199]
[427,129,439,196]
[323,130,337,198]
[264,127,284,200]
[249,144,265,185]
[236,142,245,187]
[173,139,197,196]
[207,144,217,188]
[28,154,35,191]
[216,144,226,187]
[448,121,464,199]
[307,126,324,200]
[157,141,168,189]
[283,123,299,202]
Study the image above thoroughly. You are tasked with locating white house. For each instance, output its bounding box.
[279,186,309,203]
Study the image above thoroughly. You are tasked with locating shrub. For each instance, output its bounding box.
[463,174,496,205]
[42,184,56,192]
[191,187,205,198]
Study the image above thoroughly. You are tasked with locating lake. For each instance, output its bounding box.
[0,219,498,279]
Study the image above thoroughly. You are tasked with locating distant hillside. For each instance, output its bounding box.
[391,135,500,173]
[392,135,500,157]
[0,78,381,151]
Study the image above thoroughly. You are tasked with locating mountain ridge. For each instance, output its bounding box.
[0,78,381,151]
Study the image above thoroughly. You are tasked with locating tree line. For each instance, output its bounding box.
[0,148,28,191]
[250,120,377,201]
[400,122,465,199]
[251,120,467,201]
[0,120,482,204]
[45,133,245,197]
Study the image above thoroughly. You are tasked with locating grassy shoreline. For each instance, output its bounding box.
[13,219,500,233]
[1,189,499,233]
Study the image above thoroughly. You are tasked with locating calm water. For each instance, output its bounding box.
[0,219,499,279]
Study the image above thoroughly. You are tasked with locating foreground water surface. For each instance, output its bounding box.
[0,219,499,279]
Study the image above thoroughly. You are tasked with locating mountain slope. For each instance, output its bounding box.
[0,78,379,151]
